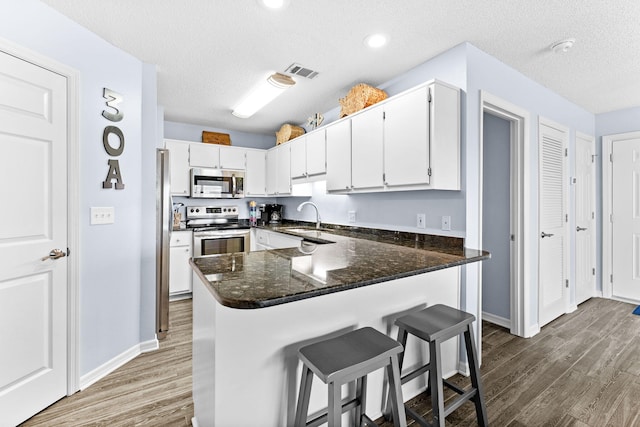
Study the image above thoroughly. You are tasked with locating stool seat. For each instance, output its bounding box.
[397,303,475,342]
[393,304,488,427]
[295,327,407,427]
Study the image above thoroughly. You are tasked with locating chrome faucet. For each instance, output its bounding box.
[297,201,321,229]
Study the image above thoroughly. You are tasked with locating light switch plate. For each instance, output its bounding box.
[348,210,356,223]
[91,207,115,225]
[417,213,426,229]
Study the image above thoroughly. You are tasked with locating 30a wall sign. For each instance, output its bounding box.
[101,88,125,189]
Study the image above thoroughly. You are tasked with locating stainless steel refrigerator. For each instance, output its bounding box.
[156,148,171,340]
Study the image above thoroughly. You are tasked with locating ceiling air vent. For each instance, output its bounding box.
[284,63,319,79]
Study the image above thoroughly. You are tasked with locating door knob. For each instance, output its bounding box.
[41,249,66,261]
[540,232,555,238]
[576,226,588,232]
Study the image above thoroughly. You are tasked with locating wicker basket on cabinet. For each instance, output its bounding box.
[276,124,305,145]
[338,83,388,118]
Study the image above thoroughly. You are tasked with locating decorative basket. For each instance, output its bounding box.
[339,83,388,118]
[276,124,305,145]
[202,131,231,145]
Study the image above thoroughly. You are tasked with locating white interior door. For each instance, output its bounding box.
[0,51,68,426]
[612,136,640,302]
[538,120,568,327]
[575,133,596,304]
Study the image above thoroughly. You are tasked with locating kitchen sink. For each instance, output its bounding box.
[276,227,334,244]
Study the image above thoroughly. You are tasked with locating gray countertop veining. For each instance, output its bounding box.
[191,222,489,309]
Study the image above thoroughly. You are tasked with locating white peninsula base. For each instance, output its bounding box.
[192,266,462,427]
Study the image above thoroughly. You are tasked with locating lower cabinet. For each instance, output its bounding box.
[252,228,302,251]
[170,231,192,297]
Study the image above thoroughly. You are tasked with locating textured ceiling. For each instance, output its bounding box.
[42,0,640,135]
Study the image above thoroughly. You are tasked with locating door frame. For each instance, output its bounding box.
[479,91,532,337]
[0,37,80,395]
[574,131,597,303]
[602,131,640,300]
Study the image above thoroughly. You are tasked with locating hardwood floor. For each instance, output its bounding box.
[20,297,640,426]
[20,300,194,427]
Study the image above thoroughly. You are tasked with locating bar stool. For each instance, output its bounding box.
[394,304,488,427]
[294,327,407,427]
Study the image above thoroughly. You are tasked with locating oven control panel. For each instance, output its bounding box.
[186,205,238,220]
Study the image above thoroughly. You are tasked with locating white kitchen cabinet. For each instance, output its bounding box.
[245,149,267,196]
[252,228,301,251]
[352,103,384,189]
[219,146,246,170]
[383,85,430,187]
[266,143,291,196]
[290,129,326,181]
[190,144,246,170]
[325,79,460,193]
[170,231,192,296]
[164,139,190,196]
[189,143,220,168]
[325,119,352,191]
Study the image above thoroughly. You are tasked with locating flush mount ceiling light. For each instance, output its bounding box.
[259,0,289,9]
[363,33,388,49]
[232,72,296,119]
[550,38,575,54]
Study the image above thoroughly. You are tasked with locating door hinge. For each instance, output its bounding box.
[610,274,613,283]
[610,153,613,162]
[610,213,613,223]
[591,211,595,219]
[565,279,569,288]
[428,89,432,103]
[592,268,596,276]
[565,213,568,223]
[427,167,432,177]
[565,148,568,157]
[591,154,595,163]
[383,111,386,120]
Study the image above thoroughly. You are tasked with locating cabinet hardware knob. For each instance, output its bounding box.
[540,231,554,238]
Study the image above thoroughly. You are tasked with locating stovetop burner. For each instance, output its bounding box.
[185,205,251,231]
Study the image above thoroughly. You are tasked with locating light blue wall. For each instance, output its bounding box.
[465,43,595,331]
[482,113,511,320]
[0,0,153,376]
[164,120,275,149]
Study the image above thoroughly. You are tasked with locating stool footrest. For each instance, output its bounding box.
[405,406,434,427]
[442,379,465,395]
[361,414,378,427]
[401,363,431,385]
[305,397,359,427]
[443,389,477,417]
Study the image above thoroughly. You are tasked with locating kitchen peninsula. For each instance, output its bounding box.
[190,225,489,427]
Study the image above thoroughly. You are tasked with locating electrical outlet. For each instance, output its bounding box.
[348,210,356,223]
[91,207,115,225]
[441,215,451,231]
[417,213,426,229]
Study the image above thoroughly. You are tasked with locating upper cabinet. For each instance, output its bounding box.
[325,79,460,193]
[266,143,291,196]
[189,144,246,170]
[290,129,326,181]
[165,139,191,196]
[245,149,266,197]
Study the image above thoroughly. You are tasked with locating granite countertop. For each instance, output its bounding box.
[191,222,489,309]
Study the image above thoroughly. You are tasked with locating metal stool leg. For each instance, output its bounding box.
[464,324,488,427]
[328,381,341,427]
[429,340,445,427]
[387,354,407,427]
[295,365,313,427]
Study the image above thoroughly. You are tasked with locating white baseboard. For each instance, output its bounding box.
[457,360,470,377]
[482,311,510,329]
[524,323,540,338]
[191,417,199,427]
[80,339,157,390]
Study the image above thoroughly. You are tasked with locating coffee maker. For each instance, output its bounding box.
[264,204,283,224]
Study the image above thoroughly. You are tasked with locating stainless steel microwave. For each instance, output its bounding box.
[190,168,244,199]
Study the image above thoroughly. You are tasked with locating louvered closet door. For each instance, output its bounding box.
[538,120,568,327]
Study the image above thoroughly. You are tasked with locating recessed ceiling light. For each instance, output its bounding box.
[550,38,575,54]
[364,34,388,49]
[260,0,288,9]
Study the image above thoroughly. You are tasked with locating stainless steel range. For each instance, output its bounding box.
[186,205,250,257]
